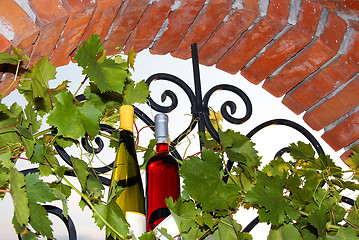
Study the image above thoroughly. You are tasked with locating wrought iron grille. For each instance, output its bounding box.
[16,44,355,239]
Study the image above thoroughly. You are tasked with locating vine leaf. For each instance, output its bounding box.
[122,80,150,105]
[180,149,241,211]
[307,204,329,237]
[47,90,102,139]
[21,57,56,99]
[127,47,136,70]
[24,173,58,238]
[166,197,202,239]
[267,223,301,240]
[0,147,14,168]
[28,201,53,238]
[71,156,90,191]
[244,172,300,226]
[25,173,58,203]
[74,34,129,93]
[93,187,129,239]
[9,168,30,226]
[213,216,250,240]
[219,129,261,180]
[331,227,359,239]
[0,52,20,64]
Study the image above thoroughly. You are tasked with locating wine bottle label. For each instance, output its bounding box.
[126,211,146,238]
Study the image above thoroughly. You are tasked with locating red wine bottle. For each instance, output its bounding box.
[146,113,180,231]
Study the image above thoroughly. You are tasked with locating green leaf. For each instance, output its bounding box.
[268,224,301,240]
[329,227,359,239]
[28,201,53,238]
[262,157,290,177]
[25,173,58,203]
[244,172,300,226]
[21,57,56,98]
[0,147,14,168]
[141,138,156,170]
[92,199,129,239]
[290,141,315,161]
[219,129,261,180]
[213,216,250,240]
[122,80,150,105]
[30,140,45,164]
[180,149,241,211]
[47,90,101,139]
[139,231,156,240]
[127,47,136,70]
[0,52,20,65]
[78,100,102,137]
[38,164,52,176]
[307,204,329,237]
[47,90,84,139]
[166,197,201,235]
[156,227,175,240]
[71,156,90,191]
[344,146,359,171]
[10,168,30,226]
[87,175,104,199]
[0,168,10,199]
[74,34,129,93]
[50,182,71,218]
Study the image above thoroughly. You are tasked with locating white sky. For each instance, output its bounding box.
[0,49,349,239]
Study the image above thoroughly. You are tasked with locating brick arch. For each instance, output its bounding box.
[1,0,359,161]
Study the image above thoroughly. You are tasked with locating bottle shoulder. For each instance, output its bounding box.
[147,153,179,166]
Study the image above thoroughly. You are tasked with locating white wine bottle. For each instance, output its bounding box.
[146,113,180,231]
[108,105,146,238]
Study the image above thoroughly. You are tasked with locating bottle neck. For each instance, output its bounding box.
[155,142,169,154]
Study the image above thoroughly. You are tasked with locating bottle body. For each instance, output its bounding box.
[109,105,146,238]
[146,114,180,231]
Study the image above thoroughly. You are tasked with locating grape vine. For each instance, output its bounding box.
[1,34,359,240]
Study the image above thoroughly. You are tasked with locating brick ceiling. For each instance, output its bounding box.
[0,0,359,162]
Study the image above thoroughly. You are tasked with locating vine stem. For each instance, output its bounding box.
[99,131,119,142]
[33,127,56,138]
[1,60,21,98]
[0,189,10,193]
[61,176,126,239]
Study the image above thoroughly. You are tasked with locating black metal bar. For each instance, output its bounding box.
[191,43,207,149]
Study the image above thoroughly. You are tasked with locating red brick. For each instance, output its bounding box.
[170,0,233,60]
[82,0,124,43]
[282,31,359,114]
[216,0,291,74]
[198,7,259,66]
[303,76,359,130]
[322,110,359,151]
[124,0,175,54]
[103,0,149,55]
[241,0,322,84]
[0,34,11,52]
[262,11,347,97]
[0,34,12,82]
[27,0,68,67]
[50,0,96,67]
[0,0,39,63]
[150,0,206,55]
[242,0,259,11]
